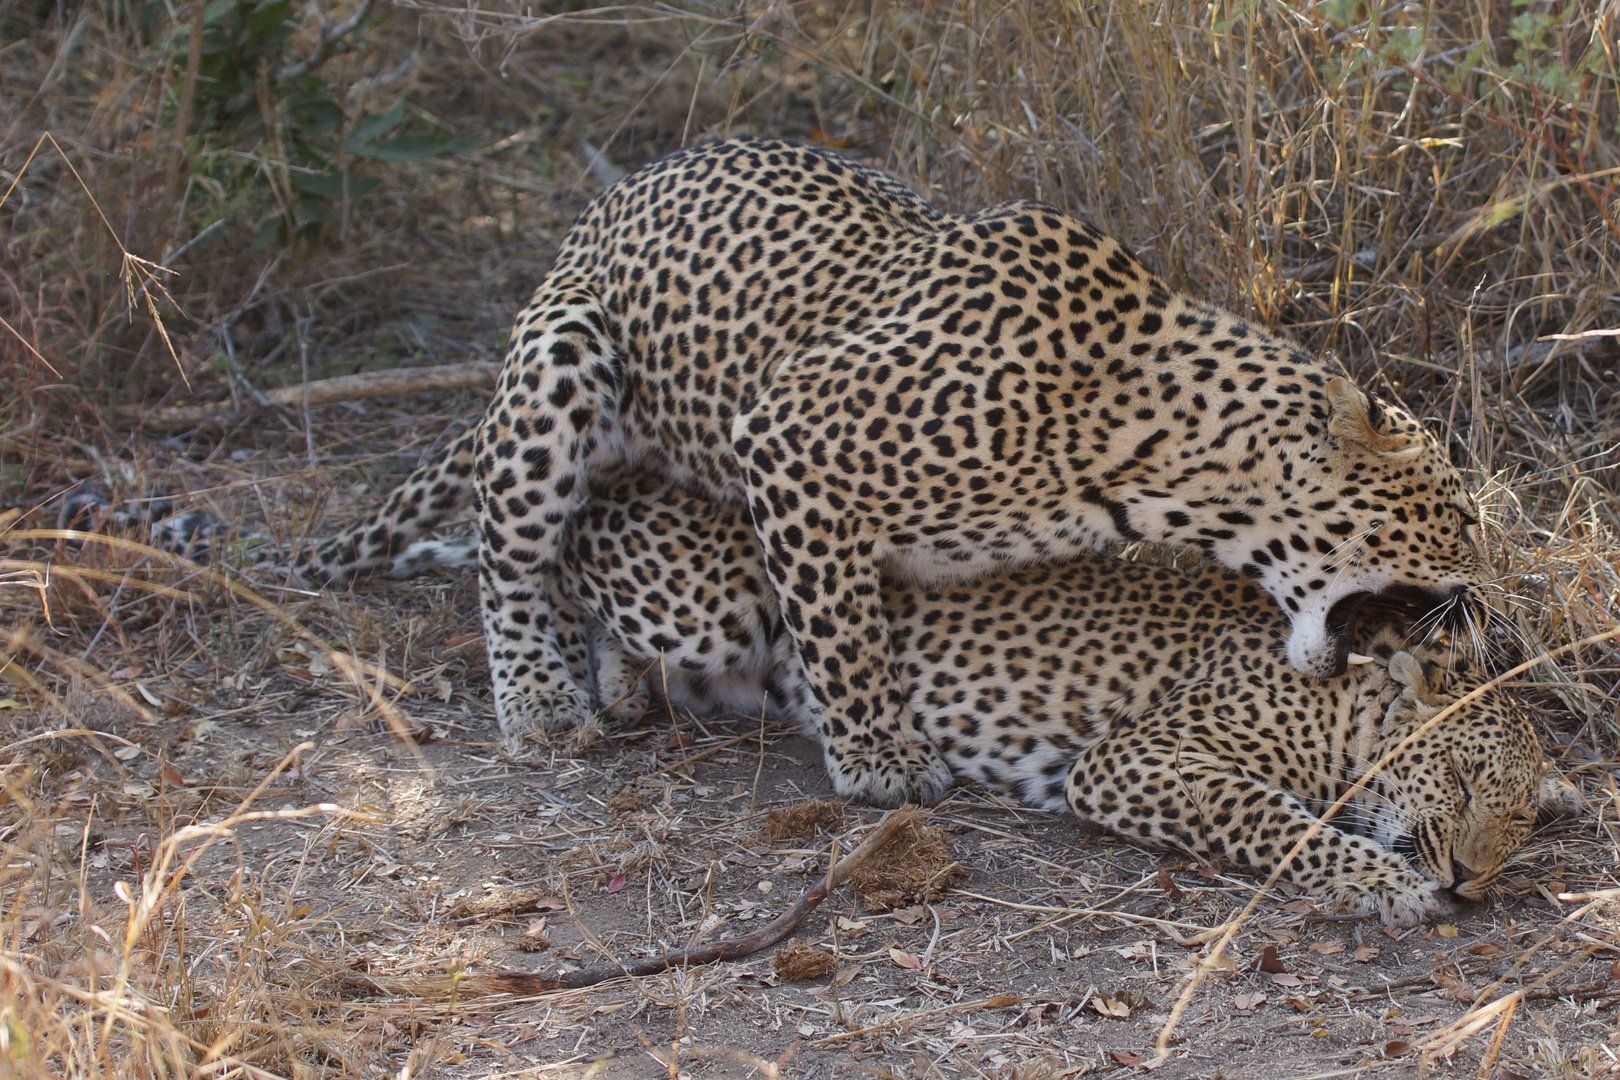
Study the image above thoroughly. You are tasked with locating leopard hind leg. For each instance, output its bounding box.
[476,277,628,745]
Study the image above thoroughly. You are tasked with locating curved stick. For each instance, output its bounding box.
[476,806,920,994]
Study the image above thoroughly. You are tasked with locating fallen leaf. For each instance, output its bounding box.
[833,965,861,986]
[1232,992,1266,1011]
[1157,867,1184,902]
[1353,944,1380,963]
[1271,973,1305,988]
[113,745,141,761]
[111,666,142,679]
[444,633,480,648]
[1469,942,1504,958]
[159,767,185,787]
[1109,1050,1145,1067]
[435,676,453,703]
[0,699,31,711]
[889,947,921,970]
[519,919,552,952]
[1280,899,1317,915]
[1091,994,1132,1018]
[1383,1041,1413,1058]
[1611,958,1620,981]
[1309,940,1345,956]
[1432,966,1475,1003]
[1435,924,1459,938]
[606,873,627,893]
[836,916,869,934]
[666,731,694,750]
[1263,927,1300,945]
[1257,945,1289,974]
[1381,925,1402,940]
[1287,996,1312,1012]
[891,905,925,925]
[1201,952,1239,975]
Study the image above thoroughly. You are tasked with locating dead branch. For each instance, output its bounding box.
[115,361,500,430]
[435,805,921,995]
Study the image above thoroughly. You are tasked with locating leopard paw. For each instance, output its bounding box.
[497,686,599,757]
[1328,867,1453,927]
[825,739,954,808]
[596,682,652,726]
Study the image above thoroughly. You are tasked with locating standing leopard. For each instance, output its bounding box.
[397,476,1571,926]
[296,137,1490,807]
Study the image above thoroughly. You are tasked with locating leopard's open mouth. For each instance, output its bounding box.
[1323,584,1469,676]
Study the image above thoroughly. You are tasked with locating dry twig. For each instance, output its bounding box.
[431,806,922,993]
[114,361,501,429]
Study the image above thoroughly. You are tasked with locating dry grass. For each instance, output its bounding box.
[2,0,1619,1076]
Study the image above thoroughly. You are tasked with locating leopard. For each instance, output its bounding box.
[295,136,1491,808]
[397,474,1575,927]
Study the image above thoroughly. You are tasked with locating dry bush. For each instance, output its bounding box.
[6,0,1613,684]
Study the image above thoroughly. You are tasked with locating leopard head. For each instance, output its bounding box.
[1261,377,1491,679]
[1360,651,1580,900]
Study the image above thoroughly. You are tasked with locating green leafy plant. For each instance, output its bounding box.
[177,0,481,248]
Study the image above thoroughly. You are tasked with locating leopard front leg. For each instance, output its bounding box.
[729,485,950,806]
[475,277,626,745]
[1066,743,1450,926]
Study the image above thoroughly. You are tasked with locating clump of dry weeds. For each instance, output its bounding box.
[848,818,966,913]
[762,797,846,842]
[771,939,837,982]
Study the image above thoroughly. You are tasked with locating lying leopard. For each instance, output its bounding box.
[297,136,1491,808]
[397,475,1575,926]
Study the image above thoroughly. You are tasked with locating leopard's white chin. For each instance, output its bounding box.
[1287,621,1348,679]
[1285,589,1372,679]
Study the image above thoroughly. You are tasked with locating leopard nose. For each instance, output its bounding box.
[1452,858,1479,884]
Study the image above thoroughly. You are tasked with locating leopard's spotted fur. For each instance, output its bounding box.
[297,137,1490,807]
[396,476,1569,926]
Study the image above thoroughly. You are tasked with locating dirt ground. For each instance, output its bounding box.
[17,437,1620,1079]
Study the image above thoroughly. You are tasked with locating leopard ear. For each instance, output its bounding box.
[1389,650,1445,709]
[1326,378,1421,457]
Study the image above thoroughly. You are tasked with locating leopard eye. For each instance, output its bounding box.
[1449,755,1474,804]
